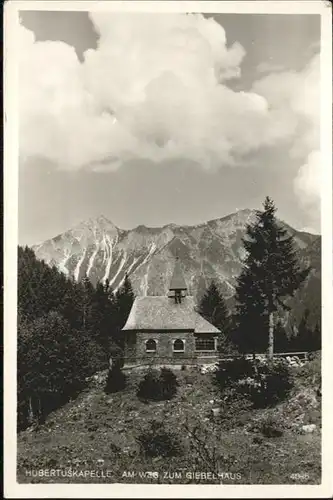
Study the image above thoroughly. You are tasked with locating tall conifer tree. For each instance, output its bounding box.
[90,279,117,349]
[115,273,135,330]
[198,281,228,330]
[81,275,94,331]
[17,246,106,429]
[197,281,231,353]
[234,197,310,360]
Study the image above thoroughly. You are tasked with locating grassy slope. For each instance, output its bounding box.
[17,360,321,485]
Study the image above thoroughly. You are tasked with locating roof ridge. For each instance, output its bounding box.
[122,295,219,333]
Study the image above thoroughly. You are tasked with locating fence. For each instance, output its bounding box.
[222,351,311,361]
[122,350,319,370]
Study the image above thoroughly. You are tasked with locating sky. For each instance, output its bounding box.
[18,10,321,245]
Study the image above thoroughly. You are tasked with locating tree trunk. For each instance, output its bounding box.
[28,396,34,425]
[37,395,46,425]
[268,311,274,361]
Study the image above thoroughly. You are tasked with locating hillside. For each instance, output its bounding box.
[32,210,319,301]
[17,357,321,485]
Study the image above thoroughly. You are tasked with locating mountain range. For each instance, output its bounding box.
[31,209,321,328]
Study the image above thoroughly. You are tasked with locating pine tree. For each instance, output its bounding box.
[17,246,107,429]
[90,279,117,350]
[17,309,105,429]
[81,275,94,331]
[234,197,310,360]
[313,323,321,351]
[294,309,310,351]
[59,276,85,330]
[103,279,117,339]
[18,246,84,328]
[274,319,289,353]
[18,311,91,425]
[290,309,321,352]
[115,273,135,331]
[197,281,231,353]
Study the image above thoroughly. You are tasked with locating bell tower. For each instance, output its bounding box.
[169,257,187,304]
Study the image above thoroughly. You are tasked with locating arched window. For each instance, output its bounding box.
[146,339,157,352]
[173,339,185,352]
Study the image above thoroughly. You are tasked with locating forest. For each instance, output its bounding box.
[17,246,134,429]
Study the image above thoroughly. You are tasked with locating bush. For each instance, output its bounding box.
[297,352,321,388]
[137,367,178,401]
[214,357,293,409]
[17,311,106,430]
[136,420,182,457]
[109,343,125,371]
[258,415,284,438]
[104,368,126,394]
[184,373,194,385]
[159,367,179,400]
[250,359,293,408]
[218,390,253,430]
[137,368,161,401]
[214,356,255,391]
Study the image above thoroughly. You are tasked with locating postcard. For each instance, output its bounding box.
[4,1,333,497]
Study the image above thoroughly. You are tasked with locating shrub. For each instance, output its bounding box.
[184,373,194,385]
[109,343,125,371]
[136,367,178,401]
[104,368,126,394]
[17,311,106,429]
[136,368,161,401]
[250,359,293,408]
[183,418,237,474]
[159,367,179,400]
[258,415,284,438]
[214,356,293,409]
[297,352,321,388]
[214,356,255,391]
[218,390,252,430]
[136,420,182,457]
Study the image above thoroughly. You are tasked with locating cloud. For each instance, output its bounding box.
[19,12,320,217]
[252,55,320,156]
[251,55,320,223]
[256,61,286,73]
[294,150,321,203]
[294,150,321,228]
[19,14,248,170]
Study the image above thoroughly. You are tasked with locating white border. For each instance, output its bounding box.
[4,1,333,498]
[4,0,332,14]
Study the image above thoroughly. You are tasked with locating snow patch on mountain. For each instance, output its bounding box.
[87,246,99,278]
[109,252,126,287]
[58,248,71,276]
[225,280,236,292]
[31,211,318,300]
[74,249,86,281]
[115,256,142,291]
[102,233,117,283]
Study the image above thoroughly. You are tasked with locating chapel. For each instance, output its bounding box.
[122,258,220,366]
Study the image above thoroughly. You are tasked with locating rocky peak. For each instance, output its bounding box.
[31,209,320,300]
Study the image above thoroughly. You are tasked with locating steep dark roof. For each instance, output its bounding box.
[122,296,220,333]
[169,259,187,290]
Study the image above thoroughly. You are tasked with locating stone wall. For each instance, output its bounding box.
[137,331,195,359]
[123,331,218,364]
